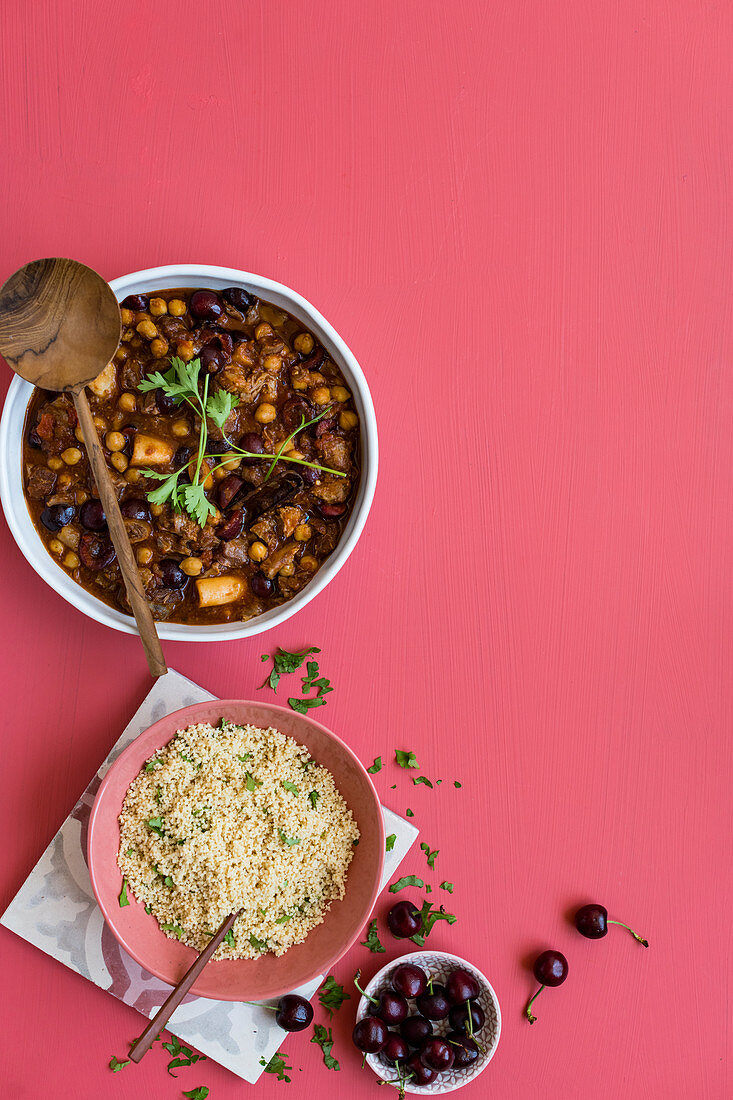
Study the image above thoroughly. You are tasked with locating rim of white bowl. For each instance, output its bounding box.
[356,949,501,1095]
[0,264,378,641]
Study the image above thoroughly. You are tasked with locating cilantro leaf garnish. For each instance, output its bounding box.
[395,750,419,769]
[278,829,301,846]
[385,833,396,852]
[318,975,351,1017]
[245,771,262,792]
[161,922,186,940]
[420,842,439,869]
[109,1056,130,1072]
[224,930,236,947]
[409,900,457,945]
[260,647,321,691]
[389,875,424,893]
[308,790,320,808]
[360,918,385,953]
[413,776,433,788]
[118,878,130,907]
[260,1050,292,1082]
[249,933,268,952]
[206,387,239,430]
[311,1024,340,1071]
[146,816,165,836]
[454,780,462,788]
[406,808,414,817]
[281,780,300,795]
[439,881,454,893]
[162,1035,207,1077]
[183,1089,209,1100]
[145,758,162,771]
[367,756,382,773]
[288,695,327,714]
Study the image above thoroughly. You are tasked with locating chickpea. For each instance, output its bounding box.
[285,447,304,460]
[308,372,325,385]
[177,339,195,362]
[114,344,130,362]
[47,456,64,471]
[222,456,242,471]
[339,410,359,430]
[130,335,143,349]
[136,319,158,340]
[293,332,315,355]
[263,354,281,372]
[125,468,142,484]
[332,385,350,402]
[61,447,83,466]
[180,556,204,577]
[255,322,273,341]
[248,541,268,562]
[58,473,72,489]
[171,419,190,438]
[255,402,277,424]
[93,416,107,432]
[150,503,164,517]
[206,508,222,526]
[291,376,308,391]
[311,386,331,406]
[105,431,126,452]
[74,426,85,443]
[110,410,125,428]
[300,554,318,572]
[279,562,295,577]
[110,452,128,472]
[120,308,134,325]
[294,523,312,542]
[63,552,80,569]
[120,328,134,343]
[168,298,187,316]
[118,392,136,413]
[149,297,167,316]
[76,490,88,504]
[48,538,64,555]
[150,337,169,358]
[213,467,227,481]
[136,546,153,565]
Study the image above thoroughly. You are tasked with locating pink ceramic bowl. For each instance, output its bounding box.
[87,699,384,1000]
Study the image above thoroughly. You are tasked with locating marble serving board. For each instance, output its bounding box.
[0,669,419,1083]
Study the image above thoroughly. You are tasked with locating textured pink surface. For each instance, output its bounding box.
[0,1,731,1097]
[88,699,384,1000]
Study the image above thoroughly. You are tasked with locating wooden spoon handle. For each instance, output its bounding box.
[128,910,242,1063]
[71,387,167,678]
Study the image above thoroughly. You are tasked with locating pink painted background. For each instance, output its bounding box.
[0,1,731,1097]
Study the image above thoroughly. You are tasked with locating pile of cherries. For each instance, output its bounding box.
[352,962,487,1089]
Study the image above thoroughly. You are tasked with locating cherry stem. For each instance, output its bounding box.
[242,1000,276,1011]
[524,984,545,1024]
[607,920,649,947]
[464,999,486,1053]
[353,969,378,1006]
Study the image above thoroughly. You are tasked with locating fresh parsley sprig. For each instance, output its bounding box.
[360,918,385,953]
[318,975,351,1017]
[260,1050,292,1082]
[311,1024,340,1071]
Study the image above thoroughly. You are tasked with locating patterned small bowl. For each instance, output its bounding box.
[356,949,501,1094]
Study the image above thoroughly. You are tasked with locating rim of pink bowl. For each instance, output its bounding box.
[87,699,385,1000]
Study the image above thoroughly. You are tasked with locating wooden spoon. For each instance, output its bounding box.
[0,258,167,677]
[128,909,243,1062]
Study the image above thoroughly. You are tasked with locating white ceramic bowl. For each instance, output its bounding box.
[0,264,377,641]
[356,950,501,1094]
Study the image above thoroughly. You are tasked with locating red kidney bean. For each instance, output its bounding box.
[317,502,347,520]
[239,432,265,466]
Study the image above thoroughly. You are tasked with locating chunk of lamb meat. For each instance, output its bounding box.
[218,537,250,565]
[155,509,218,556]
[249,513,279,551]
[34,399,78,455]
[261,541,300,580]
[316,431,351,472]
[218,362,269,404]
[311,476,351,503]
[278,505,303,538]
[26,465,57,500]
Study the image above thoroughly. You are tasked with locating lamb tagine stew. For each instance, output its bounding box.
[22,287,361,624]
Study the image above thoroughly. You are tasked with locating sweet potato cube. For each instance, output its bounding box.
[195,575,245,607]
[130,433,175,467]
[88,361,118,399]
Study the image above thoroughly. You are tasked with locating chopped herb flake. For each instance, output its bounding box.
[145,758,162,771]
[183,1089,209,1100]
[278,829,301,846]
[360,918,385,953]
[385,833,396,852]
[367,756,383,774]
[224,930,235,947]
[281,780,300,795]
[308,790,320,808]
[118,878,130,907]
[440,881,454,893]
[109,1056,130,1072]
[420,842,439,869]
[249,933,268,952]
[406,808,414,817]
[260,1050,292,1082]
[318,975,351,1017]
[395,749,419,769]
[311,1024,340,1071]
[161,922,186,940]
[454,780,462,788]
[389,875,424,893]
[413,775,433,788]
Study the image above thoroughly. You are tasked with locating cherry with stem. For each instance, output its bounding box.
[524,950,568,1024]
[574,903,649,946]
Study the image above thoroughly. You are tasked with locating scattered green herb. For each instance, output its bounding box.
[237,753,253,762]
[413,776,434,788]
[406,808,414,817]
[145,758,162,771]
[395,750,419,769]
[155,785,163,804]
[385,833,396,852]
[278,829,301,846]
[311,1024,340,1071]
[145,904,152,914]
[409,900,457,946]
[109,1056,130,1072]
[260,1050,292,1082]
[147,816,165,836]
[162,1035,207,1077]
[318,975,351,1017]
[125,848,135,856]
[183,1089,209,1100]
[308,790,320,809]
[288,695,327,714]
[224,930,235,947]
[389,875,424,893]
[260,646,321,691]
[245,772,262,792]
[439,881,454,893]
[420,842,439,869]
[161,922,186,940]
[281,780,300,795]
[360,918,385,953]
[454,781,462,788]
[249,933,268,952]
[367,756,382,773]
[118,878,129,907]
